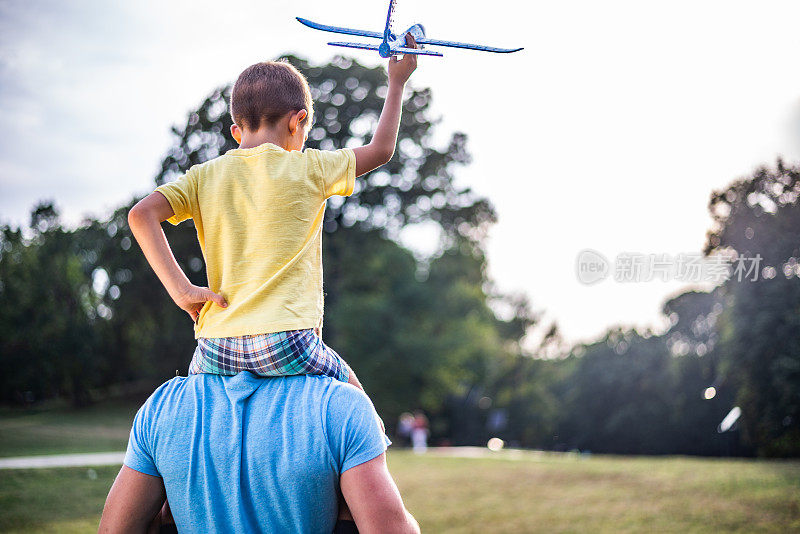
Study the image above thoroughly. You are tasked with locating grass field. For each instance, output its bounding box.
[0,402,136,458]
[1,405,799,532]
[390,451,800,533]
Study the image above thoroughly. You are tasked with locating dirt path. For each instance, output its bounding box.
[0,447,577,470]
[0,452,125,469]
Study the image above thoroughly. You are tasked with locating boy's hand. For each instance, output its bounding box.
[174,284,227,323]
[388,34,418,86]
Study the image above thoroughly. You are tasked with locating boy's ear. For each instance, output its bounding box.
[288,109,308,135]
[230,124,242,144]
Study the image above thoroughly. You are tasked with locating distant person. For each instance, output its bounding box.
[411,411,429,454]
[397,412,415,447]
[127,37,418,391]
[99,373,419,533]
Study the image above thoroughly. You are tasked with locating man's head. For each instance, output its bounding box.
[229,60,313,150]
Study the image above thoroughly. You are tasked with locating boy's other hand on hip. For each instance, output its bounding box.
[175,284,228,323]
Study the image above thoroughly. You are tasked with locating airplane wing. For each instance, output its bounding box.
[296,17,382,39]
[394,46,443,57]
[328,42,444,57]
[416,36,523,54]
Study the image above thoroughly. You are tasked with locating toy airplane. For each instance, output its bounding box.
[296,0,523,58]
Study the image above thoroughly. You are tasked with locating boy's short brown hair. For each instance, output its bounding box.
[230,60,313,131]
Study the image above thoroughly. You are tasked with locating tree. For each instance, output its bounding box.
[555,330,678,454]
[705,159,800,456]
[0,203,105,405]
[322,228,534,435]
[74,202,207,384]
[661,289,746,456]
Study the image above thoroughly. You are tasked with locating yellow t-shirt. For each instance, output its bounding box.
[155,142,356,338]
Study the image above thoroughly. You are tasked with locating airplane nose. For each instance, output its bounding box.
[379,42,391,58]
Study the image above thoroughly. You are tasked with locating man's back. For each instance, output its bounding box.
[124,373,387,532]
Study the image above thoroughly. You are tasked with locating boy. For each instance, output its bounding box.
[128,38,417,394]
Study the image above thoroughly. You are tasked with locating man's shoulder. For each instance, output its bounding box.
[320,378,373,409]
[318,379,382,434]
[282,375,374,414]
[137,375,190,418]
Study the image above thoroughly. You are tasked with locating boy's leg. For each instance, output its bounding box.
[295,331,351,383]
[342,360,362,390]
[337,492,354,521]
[333,521,359,534]
[189,339,241,375]
[335,490,359,534]
[191,330,350,381]
[145,499,176,534]
[192,330,367,392]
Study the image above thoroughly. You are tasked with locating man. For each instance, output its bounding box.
[99,372,419,533]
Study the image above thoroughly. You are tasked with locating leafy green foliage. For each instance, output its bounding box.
[705,160,800,456]
[72,203,207,384]
[0,203,103,406]
[324,230,514,425]
[554,327,739,455]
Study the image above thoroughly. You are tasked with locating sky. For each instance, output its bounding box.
[1,0,799,347]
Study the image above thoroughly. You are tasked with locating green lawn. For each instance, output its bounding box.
[1,404,798,532]
[391,451,800,533]
[0,402,138,458]
[1,452,798,533]
[0,465,119,533]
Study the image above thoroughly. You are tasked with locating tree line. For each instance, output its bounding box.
[1,55,797,457]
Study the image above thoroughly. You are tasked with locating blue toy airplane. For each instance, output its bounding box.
[296,0,523,58]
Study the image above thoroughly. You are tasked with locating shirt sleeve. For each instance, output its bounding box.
[123,397,161,477]
[324,384,391,474]
[154,166,199,225]
[305,148,356,199]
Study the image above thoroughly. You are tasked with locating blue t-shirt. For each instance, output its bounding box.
[124,372,389,533]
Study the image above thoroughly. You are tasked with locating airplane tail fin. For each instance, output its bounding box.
[328,42,381,52]
[394,46,443,57]
[328,41,443,57]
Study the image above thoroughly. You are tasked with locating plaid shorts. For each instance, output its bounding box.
[188,329,349,383]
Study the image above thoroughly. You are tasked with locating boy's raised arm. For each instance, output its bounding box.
[128,192,227,322]
[352,35,418,178]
